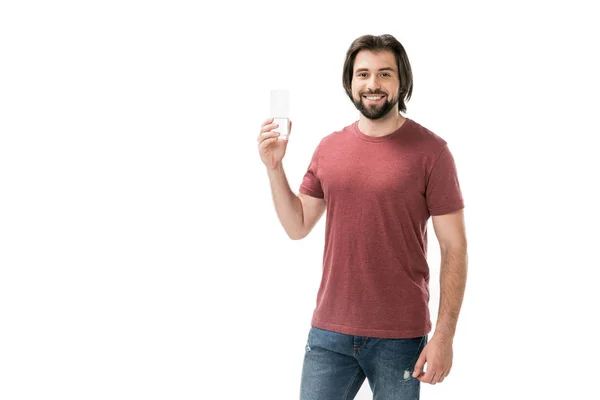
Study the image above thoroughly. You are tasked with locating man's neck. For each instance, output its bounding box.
[358,112,406,137]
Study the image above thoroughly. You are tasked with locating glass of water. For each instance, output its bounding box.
[270,89,290,140]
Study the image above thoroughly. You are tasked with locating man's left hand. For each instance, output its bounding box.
[412,335,453,384]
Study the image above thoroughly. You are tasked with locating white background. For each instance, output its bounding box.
[1,0,599,399]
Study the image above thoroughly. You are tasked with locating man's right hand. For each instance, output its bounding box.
[257,117,292,170]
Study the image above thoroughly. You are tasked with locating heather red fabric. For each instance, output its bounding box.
[299,118,464,338]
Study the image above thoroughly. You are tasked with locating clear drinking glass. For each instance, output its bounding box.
[270,89,290,140]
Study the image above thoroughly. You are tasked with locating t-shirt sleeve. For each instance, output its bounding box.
[426,145,465,216]
[299,142,324,199]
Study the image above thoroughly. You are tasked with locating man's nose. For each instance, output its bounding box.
[366,76,381,91]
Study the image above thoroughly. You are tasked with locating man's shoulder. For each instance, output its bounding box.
[406,118,449,148]
[316,121,356,148]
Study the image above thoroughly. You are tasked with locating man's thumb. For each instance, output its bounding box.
[412,354,425,377]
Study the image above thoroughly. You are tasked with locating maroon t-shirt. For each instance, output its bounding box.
[299,117,464,339]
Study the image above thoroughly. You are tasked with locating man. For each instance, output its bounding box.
[257,34,468,399]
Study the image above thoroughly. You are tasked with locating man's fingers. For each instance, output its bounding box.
[257,123,279,141]
[412,353,426,378]
[258,137,279,151]
[418,369,433,384]
[438,369,448,383]
[439,369,450,382]
[261,123,278,132]
[258,131,280,143]
[429,367,450,384]
[419,368,446,384]
[261,117,274,127]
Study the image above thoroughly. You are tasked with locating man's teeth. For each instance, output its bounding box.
[365,96,383,100]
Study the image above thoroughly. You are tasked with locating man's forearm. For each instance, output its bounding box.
[433,248,468,342]
[267,164,305,239]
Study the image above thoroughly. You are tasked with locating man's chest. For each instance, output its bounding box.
[317,147,426,198]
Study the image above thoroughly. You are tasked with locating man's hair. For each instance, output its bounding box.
[342,34,413,113]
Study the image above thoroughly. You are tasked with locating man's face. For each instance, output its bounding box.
[351,50,400,120]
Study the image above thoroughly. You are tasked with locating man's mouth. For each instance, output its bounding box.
[362,95,385,103]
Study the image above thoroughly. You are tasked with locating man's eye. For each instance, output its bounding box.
[358,73,367,77]
[381,73,390,77]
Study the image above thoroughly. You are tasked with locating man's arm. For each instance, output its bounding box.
[267,164,326,240]
[413,208,467,384]
[431,208,468,341]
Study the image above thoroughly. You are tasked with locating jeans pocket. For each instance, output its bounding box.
[406,335,427,366]
[376,335,427,362]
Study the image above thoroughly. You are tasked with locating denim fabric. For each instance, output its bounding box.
[300,326,428,400]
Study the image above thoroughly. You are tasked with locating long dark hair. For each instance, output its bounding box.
[342,34,413,113]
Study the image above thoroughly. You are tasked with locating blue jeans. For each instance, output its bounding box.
[300,326,428,400]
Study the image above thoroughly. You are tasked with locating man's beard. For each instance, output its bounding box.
[353,91,399,120]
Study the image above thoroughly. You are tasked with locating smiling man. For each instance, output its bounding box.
[257,34,468,399]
